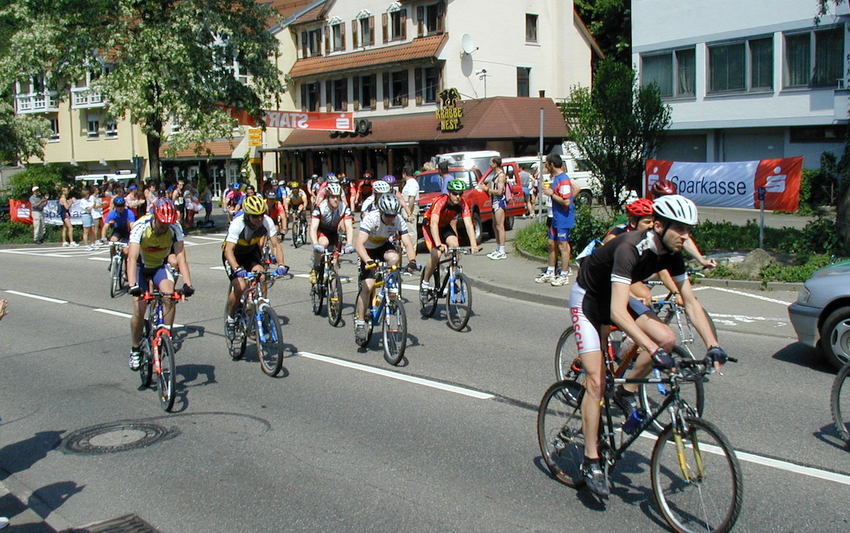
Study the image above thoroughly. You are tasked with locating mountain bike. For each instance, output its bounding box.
[311,246,346,327]
[419,247,472,331]
[648,272,718,360]
[538,356,741,533]
[289,210,308,248]
[357,260,408,365]
[108,242,128,298]
[831,359,850,445]
[225,268,289,376]
[138,289,186,411]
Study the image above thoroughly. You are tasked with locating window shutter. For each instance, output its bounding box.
[370,74,377,108]
[340,23,346,51]
[369,17,375,45]
[437,2,445,33]
[325,80,332,111]
[353,76,360,110]
[382,13,388,43]
[324,28,330,55]
[382,72,389,108]
[300,32,307,58]
[402,71,409,106]
[417,6,424,37]
[352,20,358,48]
[300,84,307,112]
[401,10,407,40]
[415,68,422,105]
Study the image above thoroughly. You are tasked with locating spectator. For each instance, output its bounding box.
[534,153,577,286]
[91,184,104,247]
[437,160,452,194]
[172,179,186,221]
[200,183,213,223]
[519,166,534,217]
[29,186,48,244]
[484,157,508,260]
[183,182,199,227]
[125,184,144,217]
[58,186,77,247]
[401,169,420,245]
[79,186,96,248]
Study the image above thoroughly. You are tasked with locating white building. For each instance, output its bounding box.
[633,0,849,168]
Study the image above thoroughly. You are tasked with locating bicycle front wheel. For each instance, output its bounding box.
[138,321,153,388]
[640,345,704,432]
[227,307,248,360]
[831,361,850,444]
[327,270,343,327]
[256,306,284,376]
[651,417,743,533]
[382,298,407,365]
[110,256,122,298]
[537,379,586,487]
[311,278,324,315]
[445,271,472,331]
[419,268,438,318]
[157,335,177,412]
[292,219,301,248]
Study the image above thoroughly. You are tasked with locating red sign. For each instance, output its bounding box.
[222,105,354,132]
[9,199,32,224]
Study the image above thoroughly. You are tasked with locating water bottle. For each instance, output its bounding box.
[622,408,646,435]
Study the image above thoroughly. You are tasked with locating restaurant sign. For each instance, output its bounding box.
[436,88,463,132]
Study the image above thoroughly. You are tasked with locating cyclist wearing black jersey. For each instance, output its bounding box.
[568,194,728,498]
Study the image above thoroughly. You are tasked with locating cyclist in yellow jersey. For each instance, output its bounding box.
[126,199,194,371]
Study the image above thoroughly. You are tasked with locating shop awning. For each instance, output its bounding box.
[159,138,242,160]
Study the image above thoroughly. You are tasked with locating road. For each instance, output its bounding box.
[0,235,848,532]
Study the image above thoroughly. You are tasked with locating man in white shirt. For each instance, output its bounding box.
[401,169,420,245]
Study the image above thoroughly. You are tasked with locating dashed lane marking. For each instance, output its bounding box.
[93,308,132,318]
[704,286,793,305]
[4,290,68,304]
[192,236,223,241]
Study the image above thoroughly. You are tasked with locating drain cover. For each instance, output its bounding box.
[63,422,173,454]
[70,513,161,532]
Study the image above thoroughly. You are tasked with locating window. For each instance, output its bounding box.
[415,66,440,104]
[785,27,843,88]
[526,14,538,43]
[785,33,810,87]
[814,27,843,86]
[87,113,100,138]
[332,79,347,111]
[417,2,444,36]
[49,116,59,141]
[517,67,530,97]
[301,81,320,111]
[354,16,374,47]
[709,43,745,92]
[301,28,323,57]
[105,117,118,138]
[390,70,408,107]
[331,23,345,52]
[750,38,773,90]
[354,74,376,110]
[642,48,696,97]
[383,8,406,43]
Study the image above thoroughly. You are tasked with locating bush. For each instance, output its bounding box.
[760,254,833,283]
[513,206,618,260]
[0,221,61,243]
[9,163,83,199]
[514,220,548,257]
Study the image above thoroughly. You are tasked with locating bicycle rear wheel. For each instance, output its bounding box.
[651,417,742,533]
[256,306,284,376]
[327,270,343,326]
[537,379,586,487]
[292,218,301,248]
[419,268,438,317]
[445,271,472,331]
[227,306,247,360]
[382,298,407,365]
[831,361,850,445]
[157,335,177,412]
[555,327,592,382]
[138,321,153,388]
[110,256,122,298]
[640,345,704,432]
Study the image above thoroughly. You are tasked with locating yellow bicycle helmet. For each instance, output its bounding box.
[289,181,299,188]
[242,194,267,215]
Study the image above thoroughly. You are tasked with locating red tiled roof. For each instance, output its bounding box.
[266,0,316,28]
[288,4,325,26]
[160,139,241,159]
[290,34,448,79]
[280,97,567,148]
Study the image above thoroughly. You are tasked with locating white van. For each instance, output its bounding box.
[433,150,500,175]
[75,171,139,187]
[503,155,597,206]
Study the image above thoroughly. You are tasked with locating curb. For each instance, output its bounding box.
[694,278,803,292]
[464,272,568,308]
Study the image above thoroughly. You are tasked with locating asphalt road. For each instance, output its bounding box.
[0,236,848,532]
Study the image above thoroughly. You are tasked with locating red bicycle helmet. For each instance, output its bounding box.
[625,197,654,217]
[650,179,677,197]
[153,198,178,224]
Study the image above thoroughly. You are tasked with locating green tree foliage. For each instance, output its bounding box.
[574,0,630,63]
[0,0,285,180]
[561,58,671,210]
[0,101,52,163]
[8,162,81,198]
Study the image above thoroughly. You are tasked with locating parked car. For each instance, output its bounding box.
[415,166,525,242]
[433,150,500,175]
[503,156,597,206]
[788,259,850,369]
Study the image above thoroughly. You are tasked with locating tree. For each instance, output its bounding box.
[561,58,671,210]
[574,0,631,64]
[0,0,284,182]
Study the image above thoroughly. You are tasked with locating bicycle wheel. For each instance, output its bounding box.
[445,271,472,331]
[110,256,122,298]
[537,379,586,487]
[256,306,284,376]
[227,306,247,360]
[651,417,743,533]
[831,361,850,444]
[292,218,301,248]
[382,298,407,365]
[311,275,324,316]
[327,270,343,326]
[640,345,705,432]
[419,268,438,317]
[555,327,589,382]
[138,321,153,388]
[157,335,177,412]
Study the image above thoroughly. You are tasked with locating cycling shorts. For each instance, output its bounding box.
[359,243,396,280]
[317,229,340,249]
[222,249,263,281]
[423,223,470,251]
[568,283,652,354]
[136,262,174,290]
[491,197,507,211]
[110,227,130,242]
[548,225,571,242]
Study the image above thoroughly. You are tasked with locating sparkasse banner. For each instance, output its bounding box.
[644,157,803,211]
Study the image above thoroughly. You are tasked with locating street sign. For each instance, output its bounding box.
[247,128,263,147]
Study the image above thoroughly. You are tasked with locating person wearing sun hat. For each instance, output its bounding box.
[29,185,48,244]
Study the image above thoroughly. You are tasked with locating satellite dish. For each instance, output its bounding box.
[461,34,478,55]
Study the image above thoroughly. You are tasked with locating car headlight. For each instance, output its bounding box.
[797,285,811,305]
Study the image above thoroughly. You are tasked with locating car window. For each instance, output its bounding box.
[503,165,515,179]
[456,171,475,189]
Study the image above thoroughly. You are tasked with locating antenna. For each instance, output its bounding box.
[460,34,478,58]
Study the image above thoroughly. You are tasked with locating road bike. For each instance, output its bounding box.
[831,359,850,446]
[648,272,718,360]
[289,210,308,248]
[138,289,186,411]
[419,247,472,331]
[538,356,741,533]
[108,241,128,298]
[225,269,289,376]
[311,246,346,327]
[357,260,408,365]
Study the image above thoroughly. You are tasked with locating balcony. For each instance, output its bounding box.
[15,92,59,113]
[71,87,105,109]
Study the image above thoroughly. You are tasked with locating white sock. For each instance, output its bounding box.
[498,246,505,253]
[546,267,555,275]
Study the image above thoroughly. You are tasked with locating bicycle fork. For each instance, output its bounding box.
[255,300,277,343]
[672,413,705,483]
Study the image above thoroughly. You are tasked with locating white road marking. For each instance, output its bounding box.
[210,266,226,270]
[88,257,111,262]
[705,287,793,305]
[93,308,132,318]
[192,236,223,241]
[4,290,67,304]
[297,351,494,399]
[402,284,418,291]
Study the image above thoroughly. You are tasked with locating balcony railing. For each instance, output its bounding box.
[71,87,105,109]
[16,92,59,113]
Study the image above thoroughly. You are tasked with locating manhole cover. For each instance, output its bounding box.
[63,422,174,454]
[70,513,161,532]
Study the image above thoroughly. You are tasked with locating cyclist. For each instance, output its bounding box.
[315,174,349,207]
[359,179,390,216]
[266,190,287,237]
[353,195,418,343]
[126,199,195,371]
[309,183,355,284]
[224,183,243,221]
[101,196,136,271]
[601,198,655,244]
[285,181,308,232]
[222,195,288,337]
[650,181,716,269]
[568,194,727,498]
[419,178,480,297]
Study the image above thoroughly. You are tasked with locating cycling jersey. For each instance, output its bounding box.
[359,210,409,250]
[105,208,136,239]
[360,194,378,214]
[422,194,471,227]
[550,172,576,228]
[604,223,632,240]
[129,214,184,268]
[224,214,278,254]
[266,200,285,221]
[312,200,352,233]
[288,190,305,207]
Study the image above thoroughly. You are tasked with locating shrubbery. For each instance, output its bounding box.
[0,221,62,244]
[8,163,82,199]
[514,206,618,259]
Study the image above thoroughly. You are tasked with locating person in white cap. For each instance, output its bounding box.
[29,185,48,244]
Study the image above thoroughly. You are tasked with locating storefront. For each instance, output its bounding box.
[160,139,246,200]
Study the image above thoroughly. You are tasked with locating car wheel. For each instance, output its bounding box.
[575,190,593,207]
[504,215,514,231]
[821,306,850,370]
[472,210,482,243]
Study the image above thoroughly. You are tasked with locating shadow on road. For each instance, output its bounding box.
[771,342,835,373]
[29,480,84,520]
[0,431,64,479]
[813,423,850,453]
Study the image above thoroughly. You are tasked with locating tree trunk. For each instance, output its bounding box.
[145,118,163,184]
[838,185,850,255]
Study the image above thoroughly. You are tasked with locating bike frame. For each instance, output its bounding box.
[368,264,401,325]
[432,248,465,299]
[142,291,180,369]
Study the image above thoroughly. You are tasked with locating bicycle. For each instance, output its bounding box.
[647,271,718,360]
[138,289,186,412]
[538,356,742,533]
[419,247,473,331]
[356,260,408,365]
[831,359,850,446]
[555,326,704,432]
[289,210,308,248]
[311,246,346,327]
[108,241,128,298]
[225,268,289,376]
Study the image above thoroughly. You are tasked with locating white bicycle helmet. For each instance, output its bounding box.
[326,183,343,197]
[377,194,401,215]
[652,194,698,226]
[372,180,391,194]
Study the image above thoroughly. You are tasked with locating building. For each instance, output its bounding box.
[633,0,850,168]
[265,0,601,180]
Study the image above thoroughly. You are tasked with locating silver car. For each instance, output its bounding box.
[788,260,850,370]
